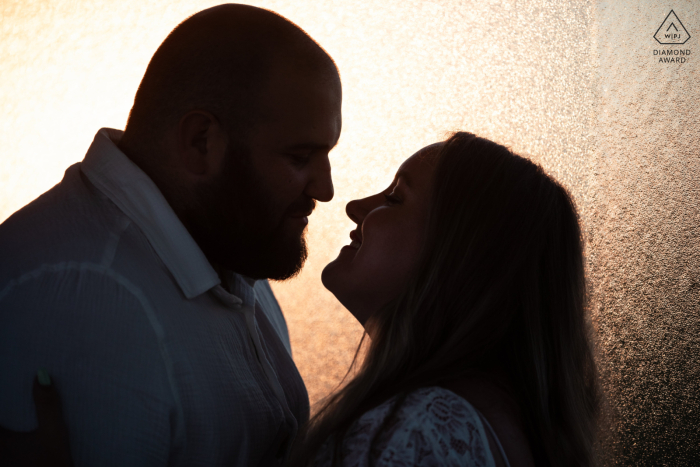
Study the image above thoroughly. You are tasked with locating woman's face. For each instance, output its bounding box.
[322,144,440,328]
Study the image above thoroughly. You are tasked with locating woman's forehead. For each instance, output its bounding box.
[421,142,443,154]
[416,142,442,164]
[396,143,442,189]
[405,143,442,168]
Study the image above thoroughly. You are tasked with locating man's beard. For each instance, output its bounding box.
[177,143,311,281]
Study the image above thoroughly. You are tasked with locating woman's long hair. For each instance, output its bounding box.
[290,132,599,466]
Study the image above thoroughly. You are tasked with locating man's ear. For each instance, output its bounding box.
[176,110,228,177]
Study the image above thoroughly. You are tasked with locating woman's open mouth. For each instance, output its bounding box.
[346,229,362,249]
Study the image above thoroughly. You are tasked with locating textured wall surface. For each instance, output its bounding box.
[588,1,700,464]
[1,0,698,464]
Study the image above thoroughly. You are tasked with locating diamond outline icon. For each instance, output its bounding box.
[654,10,691,45]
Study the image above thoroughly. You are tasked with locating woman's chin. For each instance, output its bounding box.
[321,259,356,306]
[321,246,357,289]
[321,262,376,332]
[320,259,341,293]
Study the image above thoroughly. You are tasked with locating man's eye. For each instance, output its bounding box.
[288,153,311,165]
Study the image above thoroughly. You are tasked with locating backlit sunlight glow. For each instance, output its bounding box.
[2,0,593,406]
[3,2,699,464]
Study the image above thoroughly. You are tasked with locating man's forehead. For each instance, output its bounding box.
[251,93,340,151]
[257,66,339,110]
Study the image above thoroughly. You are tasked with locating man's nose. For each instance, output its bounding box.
[306,155,334,202]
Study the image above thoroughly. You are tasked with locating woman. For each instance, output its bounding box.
[290,131,599,466]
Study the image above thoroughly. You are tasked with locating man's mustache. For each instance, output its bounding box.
[286,198,316,218]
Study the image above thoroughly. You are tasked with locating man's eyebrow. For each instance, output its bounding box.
[283,141,338,152]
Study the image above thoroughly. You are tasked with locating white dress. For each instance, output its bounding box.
[313,386,510,467]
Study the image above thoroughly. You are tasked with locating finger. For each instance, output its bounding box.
[0,425,44,467]
[32,370,74,467]
[32,371,64,433]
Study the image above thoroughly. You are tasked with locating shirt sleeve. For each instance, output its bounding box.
[0,264,178,467]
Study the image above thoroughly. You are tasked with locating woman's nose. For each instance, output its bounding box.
[346,194,382,225]
[345,199,363,225]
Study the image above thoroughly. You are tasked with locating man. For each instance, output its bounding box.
[0,4,341,466]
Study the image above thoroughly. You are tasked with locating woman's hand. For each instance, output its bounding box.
[0,370,74,467]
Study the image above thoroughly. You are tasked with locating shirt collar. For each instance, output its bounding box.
[223,269,258,308]
[81,127,221,299]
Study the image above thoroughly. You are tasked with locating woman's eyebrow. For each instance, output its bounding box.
[395,170,412,188]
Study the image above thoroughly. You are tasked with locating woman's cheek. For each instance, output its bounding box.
[373,233,420,292]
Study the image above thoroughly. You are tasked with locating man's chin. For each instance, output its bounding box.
[263,257,304,281]
[228,232,308,281]
[266,242,308,281]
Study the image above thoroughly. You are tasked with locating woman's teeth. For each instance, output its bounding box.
[350,240,361,249]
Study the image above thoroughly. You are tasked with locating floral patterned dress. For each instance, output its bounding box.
[312,386,502,467]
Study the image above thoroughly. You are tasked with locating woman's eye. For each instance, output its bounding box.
[383,193,401,205]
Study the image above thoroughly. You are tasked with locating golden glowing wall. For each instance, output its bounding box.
[589,2,699,463]
[1,0,698,463]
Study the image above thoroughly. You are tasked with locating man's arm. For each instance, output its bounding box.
[0,266,178,466]
[0,372,73,467]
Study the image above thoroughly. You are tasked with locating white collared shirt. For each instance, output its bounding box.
[0,128,309,466]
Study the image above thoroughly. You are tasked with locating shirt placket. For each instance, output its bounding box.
[210,284,296,462]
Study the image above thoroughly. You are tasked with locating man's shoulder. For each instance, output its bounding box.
[0,163,132,283]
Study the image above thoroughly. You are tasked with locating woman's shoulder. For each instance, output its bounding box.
[370,386,490,441]
[316,386,496,467]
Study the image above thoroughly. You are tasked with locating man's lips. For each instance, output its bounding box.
[288,211,313,218]
[287,199,316,220]
[287,209,313,228]
[288,208,314,218]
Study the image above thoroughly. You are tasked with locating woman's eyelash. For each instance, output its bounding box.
[384,193,401,204]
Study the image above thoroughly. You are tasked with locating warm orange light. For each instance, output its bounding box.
[4,7,699,466]
[0,0,596,406]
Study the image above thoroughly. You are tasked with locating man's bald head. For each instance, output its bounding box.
[122,3,339,158]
